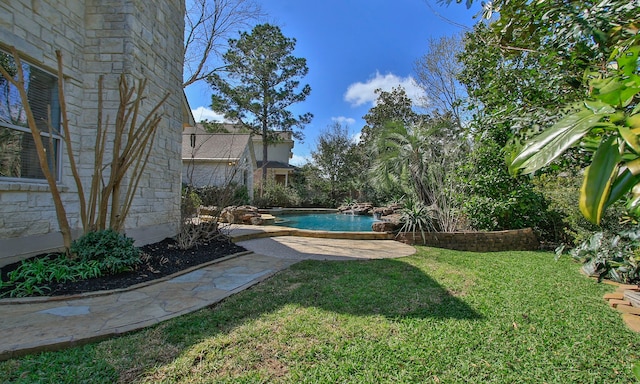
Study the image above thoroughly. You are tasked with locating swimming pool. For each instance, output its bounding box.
[273,213,376,232]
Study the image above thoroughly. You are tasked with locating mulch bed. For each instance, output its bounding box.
[0,236,247,297]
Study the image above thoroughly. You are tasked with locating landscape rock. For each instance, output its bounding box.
[199,206,220,216]
[219,205,261,224]
[372,221,400,232]
[250,216,264,225]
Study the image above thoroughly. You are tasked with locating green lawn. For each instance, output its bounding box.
[2,246,640,383]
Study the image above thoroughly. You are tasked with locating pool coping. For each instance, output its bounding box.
[227,224,395,243]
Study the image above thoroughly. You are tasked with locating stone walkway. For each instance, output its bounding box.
[0,230,415,361]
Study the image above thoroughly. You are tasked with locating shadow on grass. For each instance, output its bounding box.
[271,258,483,320]
[230,236,482,320]
[1,244,483,383]
[159,255,482,350]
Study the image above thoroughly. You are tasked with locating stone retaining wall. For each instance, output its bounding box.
[396,228,539,252]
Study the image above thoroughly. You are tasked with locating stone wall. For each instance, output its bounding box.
[0,0,185,265]
[396,228,540,252]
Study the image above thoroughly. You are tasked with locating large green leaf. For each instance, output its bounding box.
[510,104,608,175]
[618,45,639,77]
[584,100,616,114]
[592,46,640,107]
[628,113,640,131]
[580,136,622,224]
[632,361,640,381]
[619,126,640,153]
[604,168,640,209]
[627,183,640,212]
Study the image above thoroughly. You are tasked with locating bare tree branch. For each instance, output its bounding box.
[413,34,468,128]
[183,0,265,88]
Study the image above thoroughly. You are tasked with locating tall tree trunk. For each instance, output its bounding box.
[260,103,268,197]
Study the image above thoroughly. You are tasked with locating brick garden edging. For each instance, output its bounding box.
[395,228,539,252]
[601,282,640,333]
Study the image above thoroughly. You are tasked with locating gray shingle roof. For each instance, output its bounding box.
[182,126,251,160]
[256,161,297,170]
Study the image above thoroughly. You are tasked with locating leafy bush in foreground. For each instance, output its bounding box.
[0,230,141,298]
[0,255,103,297]
[559,229,640,284]
[70,229,140,274]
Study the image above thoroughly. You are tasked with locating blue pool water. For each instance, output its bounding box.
[273,213,376,232]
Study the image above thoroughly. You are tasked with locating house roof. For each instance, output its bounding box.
[182,128,252,160]
[256,161,297,170]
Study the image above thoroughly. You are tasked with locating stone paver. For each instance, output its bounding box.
[0,232,415,361]
[239,236,415,261]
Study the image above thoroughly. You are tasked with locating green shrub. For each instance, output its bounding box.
[1,230,141,298]
[463,187,561,237]
[397,199,435,243]
[191,184,250,207]
[70,229,140,274]
[181,185,202,217]
[253,180,301,208]
[456,134,561,240]
[341,196,357,207]
[232,185,250,205]
[0,255,103,298]
[533,172,626,246]
[560,229,640,284]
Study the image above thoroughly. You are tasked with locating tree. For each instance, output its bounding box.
[351,87,420,202]
[360,86,419,147]
[311,122,358,204]
[207,23,312,186]
[414,34,467,128]
[457,122,556,233]
[183,0,264,88]
[371,122,431,205]
[449,0,639,229]
[458,21,587,140]
[510,32,640,224]
[453,20,580,237]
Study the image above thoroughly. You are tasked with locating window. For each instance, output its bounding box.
[0,51,61,181]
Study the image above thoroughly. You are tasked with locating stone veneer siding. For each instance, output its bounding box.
[396,228,540,252]
[0,0,185,266]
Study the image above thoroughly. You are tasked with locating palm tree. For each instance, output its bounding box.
[371,121,435,206]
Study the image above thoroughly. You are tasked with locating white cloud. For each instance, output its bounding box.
[350,131,362,144]
[191,106,226,122]
[331,116,356,125]
[344,71,425,107]
[290,153,311,166]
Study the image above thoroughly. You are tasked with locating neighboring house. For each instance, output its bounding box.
[252,131,296,187]
[182,124,296,196]
[182,125,256,200]
[0,1,188,265]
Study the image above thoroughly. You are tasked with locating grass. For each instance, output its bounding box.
[2,246,640,383]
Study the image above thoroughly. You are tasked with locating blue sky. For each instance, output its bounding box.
[184,0,482,165]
